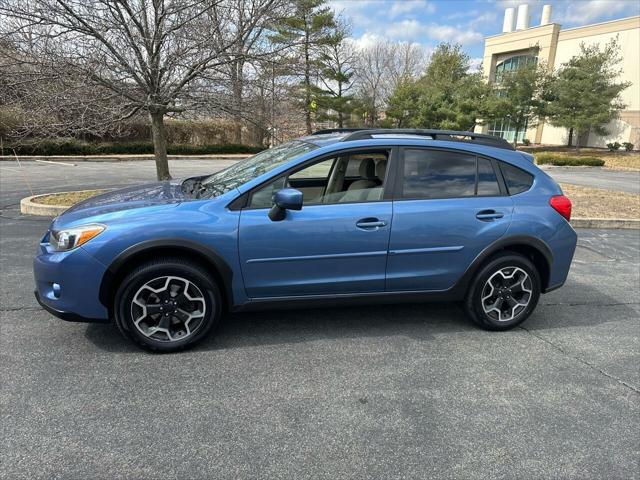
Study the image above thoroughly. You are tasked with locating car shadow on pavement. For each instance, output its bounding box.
[83,279,635,354]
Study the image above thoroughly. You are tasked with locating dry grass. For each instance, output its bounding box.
[35,189,108,206]
[523,147,640,170]
[599,153,640,170]
[560,183,640,219]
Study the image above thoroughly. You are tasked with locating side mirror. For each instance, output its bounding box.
[268,188,303,221]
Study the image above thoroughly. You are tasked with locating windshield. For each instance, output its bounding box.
[198,140,318,198]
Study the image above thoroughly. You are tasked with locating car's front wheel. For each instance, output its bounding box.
[114,258,221,352]
[464,252,541,330]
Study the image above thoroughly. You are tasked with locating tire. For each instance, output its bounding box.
[464,252,541,331]
[114,257,222,352]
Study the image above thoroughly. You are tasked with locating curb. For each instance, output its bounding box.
[20,192,640,228]
[1,154,252,162]
[570,218,640,229]
[20,191,101,216]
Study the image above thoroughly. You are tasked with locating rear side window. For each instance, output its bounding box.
[401,149,502,199]
[402,150,476,199]
[501,162,534,195]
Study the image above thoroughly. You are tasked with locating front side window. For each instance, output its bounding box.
[199,140,318,198]
[401,149,502,199]
[247,150,390,208]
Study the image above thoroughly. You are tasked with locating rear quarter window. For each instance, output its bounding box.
[501,162,534,195]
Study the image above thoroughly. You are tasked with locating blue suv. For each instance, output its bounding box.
[34,129,577,351]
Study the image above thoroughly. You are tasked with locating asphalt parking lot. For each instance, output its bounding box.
[1,160,639,479]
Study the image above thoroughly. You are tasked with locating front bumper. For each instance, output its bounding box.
[34,290,108,323]
[33,242,110,323]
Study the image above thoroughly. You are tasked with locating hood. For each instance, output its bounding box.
[58,180,190,223]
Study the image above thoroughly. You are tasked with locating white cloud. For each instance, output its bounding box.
[468,11,498,28]
[468,57,484,73]
[494,0,636,27]
[553,0,636,25]
[369,17,483,46]
[426,24,484,44]
[389,0,435,17]
[350,31,386,50]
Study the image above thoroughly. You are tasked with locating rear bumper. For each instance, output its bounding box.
[34,290,108,323]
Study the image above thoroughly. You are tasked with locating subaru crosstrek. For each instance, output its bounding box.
[34,129,577,352]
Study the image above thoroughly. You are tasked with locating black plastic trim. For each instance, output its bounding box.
[98,238,234,310]
[35,290,109,323]
[232,289,457,312]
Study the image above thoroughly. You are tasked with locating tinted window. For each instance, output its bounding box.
[501,162,534,194]
[402,150,476,199]
[477,158,501,196]
[289,159,333,179]
[248,176,286,208]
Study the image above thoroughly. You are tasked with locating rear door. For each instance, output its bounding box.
[386,147,514,291]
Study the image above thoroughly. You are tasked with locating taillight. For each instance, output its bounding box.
[550,195,572,221]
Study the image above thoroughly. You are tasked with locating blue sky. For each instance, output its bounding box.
[329,0,640,61]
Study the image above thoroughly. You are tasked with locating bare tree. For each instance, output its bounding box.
[0,0,281,179]
[354,38,425,126]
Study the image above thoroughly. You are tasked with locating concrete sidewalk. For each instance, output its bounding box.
[0,153,253,162]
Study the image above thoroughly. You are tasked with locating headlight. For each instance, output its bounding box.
[50,224,105,251]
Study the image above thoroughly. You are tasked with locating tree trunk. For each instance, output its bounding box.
[150,110,171,180]
[567,127,573,147]
[303,33,312,134]
[231,60,244,144]
[512,126,520,148]
[574,129,580,153]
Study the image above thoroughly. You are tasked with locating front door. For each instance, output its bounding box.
[386,147,514,291]
[239,149,393,298]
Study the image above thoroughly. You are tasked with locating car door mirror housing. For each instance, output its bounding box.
[268,188,303,221]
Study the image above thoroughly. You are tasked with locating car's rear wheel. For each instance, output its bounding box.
[464,252,540,330]
[114,258,221,352]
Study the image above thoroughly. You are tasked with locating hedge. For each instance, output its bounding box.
[2,139,265,156]
[535,153,605,167]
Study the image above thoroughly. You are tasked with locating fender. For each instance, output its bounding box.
[450,234,553,297]
[98,238,234,311]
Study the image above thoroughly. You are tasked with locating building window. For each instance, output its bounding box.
[494,55,537,83]
[488,118,527,143]
[489,54,537,142]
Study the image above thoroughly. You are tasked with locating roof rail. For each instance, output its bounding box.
[311,128,365,135]
[336,128,515,151]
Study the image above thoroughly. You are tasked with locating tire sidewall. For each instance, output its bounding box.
[115,261,221,352]
[468,253,541,330]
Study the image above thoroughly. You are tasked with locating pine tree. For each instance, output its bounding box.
[484,59,547,147]
[542,39,630,151]
[385,43,490,131]
[315,21,356,128]
[271,0,337,134]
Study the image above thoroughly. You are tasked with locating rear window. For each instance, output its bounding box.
[501,162,534,195]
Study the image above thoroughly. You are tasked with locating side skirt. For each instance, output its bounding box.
[231,288,461,313]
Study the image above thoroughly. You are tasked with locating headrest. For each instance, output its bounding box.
[358,158,376,179]
[376,159,387,181]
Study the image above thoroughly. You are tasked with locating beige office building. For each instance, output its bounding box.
[480,4,639,149]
